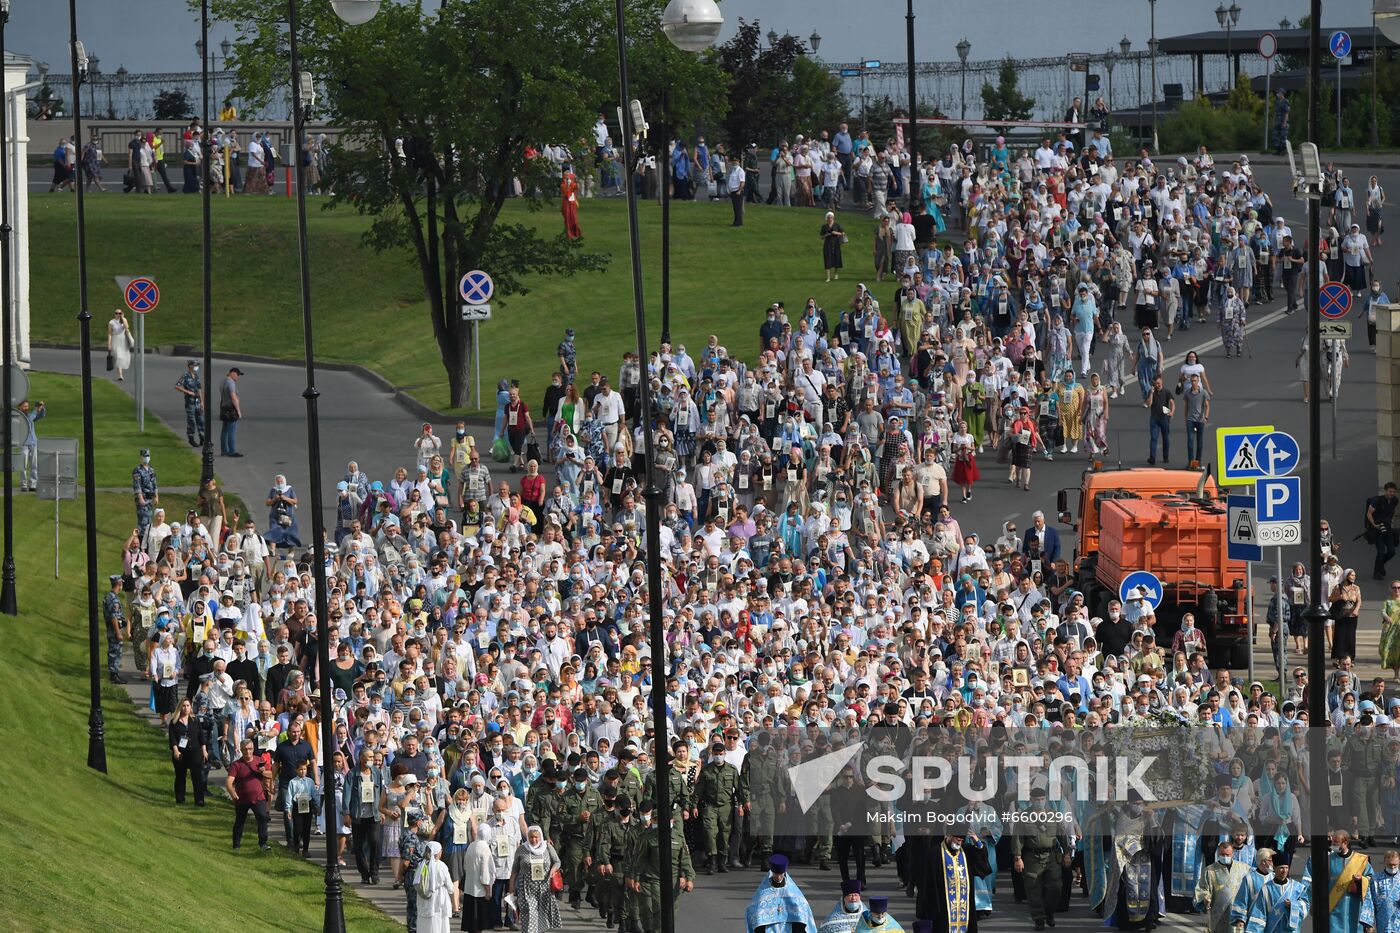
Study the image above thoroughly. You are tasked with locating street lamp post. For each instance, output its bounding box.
[656,0,723,349]
[198,4,213,490]
[0,0,14,619]
[809,30,821,52]
[86,55,97,118]
[622,1,719,931]
[904,0,917,210]
[114,66,126,119]
[1105,48,1117,115]
[282,1,381,930]
[1216,1,1242,90]
[1149,0,1160,150]
[956,38,971,121]
[67,0,105,775]
[220,37,231,114]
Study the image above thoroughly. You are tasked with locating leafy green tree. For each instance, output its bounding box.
[714,20,833,148]
[205,0,723,408]
[980,57,1035,133]
[153,89,194,120]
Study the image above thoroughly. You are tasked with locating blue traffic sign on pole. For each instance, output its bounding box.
[123,276,160,314]
[1319,280,1352,319]
[1227,494,1264,562]
[1330,30,1352,59]
[1257,476,1302,523]
[1259,431,1300,477]
[1119,570,1164,610]
[459,270,494,304]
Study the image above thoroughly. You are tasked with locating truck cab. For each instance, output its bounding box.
[1057,467,1250,669]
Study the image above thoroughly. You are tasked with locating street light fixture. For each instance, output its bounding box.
[1120,34,1132,57]
[1377,0,1400,41]
[767,28,778,47]
[616,0,717,930]
[284,4,381,931]
[87,54,98,117]
[656,0,721,346]
[809,29,821,52]
[659,0,723,52]
[1217,1,1242,89]
[956,37,971,120]
[0,0,15,618]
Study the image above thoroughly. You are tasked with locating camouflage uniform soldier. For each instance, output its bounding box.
[174,358,205,446]
[592,792,634,931]
[559,766,603,908]
[642,742,691,820]
[625,799,695,933]
[696,741,744,874]
[802,743,834,871]
[525,762,564,846]
[132,449,158,538]
[741,731,784,866]
[617,747,645,806]
[103,574,127,684]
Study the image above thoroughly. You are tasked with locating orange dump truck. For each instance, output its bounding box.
[1057,467,1250,669]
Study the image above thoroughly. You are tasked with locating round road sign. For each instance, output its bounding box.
[1258,31,1278,60]
[1329,30,1352,59]
[1318,280,1352,319]
[459,270,494,304]
[124,277,160,314]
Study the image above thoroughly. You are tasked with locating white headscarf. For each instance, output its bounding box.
[522,824,548,857]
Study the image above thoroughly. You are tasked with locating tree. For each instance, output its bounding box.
[206,0,724,408]
[980,56,1035,133]
[713,20,835,148]
[153,88,194,120]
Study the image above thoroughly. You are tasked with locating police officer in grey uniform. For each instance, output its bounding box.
[102,574,127,683]
[174,358,205,446]
[132,449,159,538]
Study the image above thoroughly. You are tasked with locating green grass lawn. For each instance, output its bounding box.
[0,373,397,933]
[21,371,203,489]
[28,192,895,414]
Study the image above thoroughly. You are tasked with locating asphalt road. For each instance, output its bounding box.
[30,159,1400,931]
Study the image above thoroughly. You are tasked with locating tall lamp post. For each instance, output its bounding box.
[1148,0,1160,150]
[655,0,724,347]
[809,30,821,53]
[1216,1,1241,90]
[113,66,126,119]
[67,0,105,774]
[0,0,14,618]
[1104,47,1117,115]
[624,2,720,932]
[198,4,213,489]
[956,38,971,120]
[86,55,97,118]
[283,1,381,929]
[904,0,917,210]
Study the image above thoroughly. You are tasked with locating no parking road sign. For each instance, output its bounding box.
[459,270,494,305]
[1319,280,1352,319]
[123,277,160,314]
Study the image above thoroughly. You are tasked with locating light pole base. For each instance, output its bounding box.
[323,863,347,933]
[87,705,107,773]
[0,554,16,615]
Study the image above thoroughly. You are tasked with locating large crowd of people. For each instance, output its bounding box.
[94,120,1400,933]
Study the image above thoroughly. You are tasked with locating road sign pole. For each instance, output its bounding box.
[52,449,59,578]
[1246,566,1254,685]
[1276,547,1286,679]
[473,320,480,412]
[136,313,145,433]
[1338,58,1343,146]
[1263,57,1272,152]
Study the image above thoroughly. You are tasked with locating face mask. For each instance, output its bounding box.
[1386,865,1399,875]
[574,781,586,792]
[844,902,862,914]
[1218,856,1233,865]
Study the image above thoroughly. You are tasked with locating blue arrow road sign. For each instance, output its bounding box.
[1257,476,1302,524]
[1330,30,1352,59]
[1119,570,1164,610]
[1259,431,1300,477]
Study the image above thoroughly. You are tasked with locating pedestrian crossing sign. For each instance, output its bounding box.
[1216,424,1275,486]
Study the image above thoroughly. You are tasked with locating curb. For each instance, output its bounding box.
[30,340,494,428]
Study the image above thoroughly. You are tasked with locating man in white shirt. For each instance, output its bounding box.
[591,381,626,453]
[1034,139,1058,171]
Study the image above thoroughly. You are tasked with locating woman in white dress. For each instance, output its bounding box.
[415,840,457,933]
[107,308,134,381]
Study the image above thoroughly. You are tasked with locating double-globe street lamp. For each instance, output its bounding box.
[620,1,719,932]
